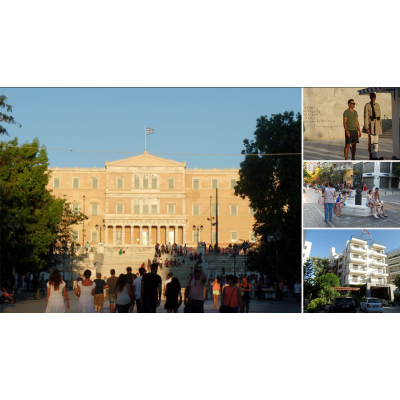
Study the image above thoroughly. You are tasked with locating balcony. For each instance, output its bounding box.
[351,245,367,254]
[372,259,388,267]
[390,268,400,276]
[372,250,386,258]
[348,277,366,285]
[372,269,388,277]
[349,265,368,275]
[371,279,387,284]
[350,255,367,264]
[351,238,367,246]
[372,243,386,250]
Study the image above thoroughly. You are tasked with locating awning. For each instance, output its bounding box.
[331,287,360,292]
[358,87,394,95]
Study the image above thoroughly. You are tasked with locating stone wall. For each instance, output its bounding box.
[205,253,246,276]
[303,88,392,141]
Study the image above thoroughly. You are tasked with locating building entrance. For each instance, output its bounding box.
[370,286,391,305]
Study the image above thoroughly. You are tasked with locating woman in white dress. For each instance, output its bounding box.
[46,269,70,313]
[75,269,96,313]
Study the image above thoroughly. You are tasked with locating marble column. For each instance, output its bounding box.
[122,225,125,245]
[112,225,116,246]
[183,226,186,245]
[166,225,170,244]
[130,226,134,245]
[139,226,143,245]
[105,225,109,245]
[173,226,177,243]
[148,225,152,245]
[157,226,160,243]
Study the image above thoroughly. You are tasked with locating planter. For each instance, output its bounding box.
[88,253,95,261]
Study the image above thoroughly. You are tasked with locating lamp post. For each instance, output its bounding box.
[95,224,106,243]
[61,239,67,284]
[242,241,250,276]
[267,232,282,300]
[192,225,203,245]
[82,195,86,249]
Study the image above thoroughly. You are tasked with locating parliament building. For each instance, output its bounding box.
[49,151,256,250]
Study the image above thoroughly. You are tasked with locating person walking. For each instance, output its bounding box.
[125,267,135,312]
[294,279,301,305]
[115,274,133,313]
[163,273,173,300]
[75,269,96,313]
[239,277,252,313]
[220,275,242,313]
[184,266,207,313]
[343,99,362,160]
[323,181,336,223]
[165,277,182,313]
[211,277,221,309]
[364,92,383,160]
[106,269,118,313]
[93,273,106,313]
[141,263,162,313]
[133,267,146,313]
[45,270,69,313]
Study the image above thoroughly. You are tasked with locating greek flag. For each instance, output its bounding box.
[146,127,155,135]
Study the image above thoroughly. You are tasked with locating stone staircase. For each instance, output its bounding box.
[381,126,392,139]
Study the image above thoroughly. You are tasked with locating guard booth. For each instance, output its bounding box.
[358,87,400,159]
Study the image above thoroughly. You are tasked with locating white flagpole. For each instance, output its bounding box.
[145,126,147,151]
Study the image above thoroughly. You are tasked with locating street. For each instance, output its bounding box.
[1,291,302,313]
[303,137,393,160]
[303,187,400,228]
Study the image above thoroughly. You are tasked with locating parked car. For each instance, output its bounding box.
[360,297,383,313]
[330,296,356,313]
[308,184,313,187]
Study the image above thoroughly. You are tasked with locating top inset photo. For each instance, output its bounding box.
[303,87,400,161]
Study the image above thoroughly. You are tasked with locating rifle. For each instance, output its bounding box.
[368,134,372,160]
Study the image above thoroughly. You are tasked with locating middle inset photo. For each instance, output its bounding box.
[303,161,400,228]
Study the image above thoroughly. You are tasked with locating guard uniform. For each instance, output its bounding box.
[364,100,382,158]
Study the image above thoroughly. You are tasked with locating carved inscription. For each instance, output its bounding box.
[303,106,334,126]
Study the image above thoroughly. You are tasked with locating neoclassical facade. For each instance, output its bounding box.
[49,151,256,248]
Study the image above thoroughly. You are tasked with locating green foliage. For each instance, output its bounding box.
[317,283,340,305]
[351,294,361,307]
[392,163,400,179]
[235,111,301,279]
[0,95,21,136]
[0,138,87,280]
[307,298,326,313]
[304,256,332,282]
[394,275,400,291]
[394,293,400,303]
[314,273,340,289]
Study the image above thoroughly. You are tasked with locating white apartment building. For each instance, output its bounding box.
[329,234,395,303]
[386,247,400,286]
[303,241,312,265]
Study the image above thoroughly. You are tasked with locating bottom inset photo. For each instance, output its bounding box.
[304,229,400,313]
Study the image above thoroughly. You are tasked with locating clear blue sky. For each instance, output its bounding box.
[1,88,301,169]
[305,229,400,258]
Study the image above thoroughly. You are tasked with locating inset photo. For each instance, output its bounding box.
[303,87,400,160]
[303,229,400,313]
[303,161,400,228]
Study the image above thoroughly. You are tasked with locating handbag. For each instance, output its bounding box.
[219,287,236,313]
[318,196,325,205]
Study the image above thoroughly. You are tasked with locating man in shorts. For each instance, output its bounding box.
[106,269,118,313]
[93,273,107,313]
[343,99,362,160]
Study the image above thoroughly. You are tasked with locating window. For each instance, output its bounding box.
[231,232,238,242]
[117,178,123,189]
[212,179,218,189]
[151,199,157,214]
[143,175,149,189]
[92,178,98,189]
[152,174,157,189]
[193,179,199,189]
[134,175,140,189]
[72,203,80,214]
[91,231,98,242]
[91,204,98,215]
[211,204,218,217]
[54,178,60,188]
[230,179,236,189]
[192,203,200,216]
[230,204,238,216]
[73,178,79,188]
[250,232,257,242]
[116,204,124,214]
[249,207,255,216]
[167,204,175,215]
[134,199,140,214]
[143,199,149,214]
[72,231,79,242]
[168,178,175,189]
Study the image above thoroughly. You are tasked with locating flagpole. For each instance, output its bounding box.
[145,126,146,151]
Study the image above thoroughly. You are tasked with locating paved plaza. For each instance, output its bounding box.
[1,290,301,313]
[304,306,400,313]
[303,137,394,160]
[303,188,400,228]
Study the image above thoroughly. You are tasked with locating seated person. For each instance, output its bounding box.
[374,188,387,217]
[335,192,347,217]
[366,189,382,218]
[0,285,15,303]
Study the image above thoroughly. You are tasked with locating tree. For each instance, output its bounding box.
[234,111,301,279]
[303,163,312,182]
[392,163,400,180]
[303,256,332,299]
[0,138,86,283]
[394,275,400,291]
[0,95,21,136]
[314,273,340,290]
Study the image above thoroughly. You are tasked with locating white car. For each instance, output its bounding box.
[360,297,383,313]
